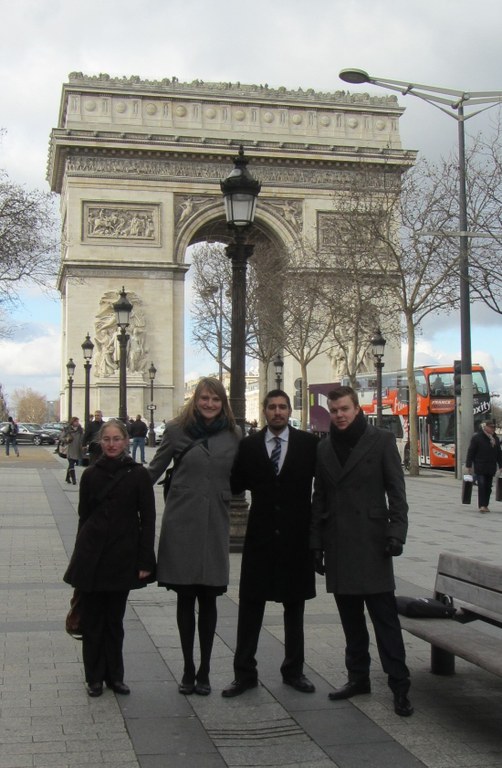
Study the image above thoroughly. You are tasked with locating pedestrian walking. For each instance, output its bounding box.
[466,420,502,513]
[128,414,148,463]
[4,416,19,457]
[148,377,240,696]
[61,417,84,484]
[64,419,156,697]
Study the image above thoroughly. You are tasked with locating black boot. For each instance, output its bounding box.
[65,469,71,484]
[69,469,77,485]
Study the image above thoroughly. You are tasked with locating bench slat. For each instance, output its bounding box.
[435,574,502,619]
[437,553,502,592]
[399,616,502,678]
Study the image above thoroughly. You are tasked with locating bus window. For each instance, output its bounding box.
[472,371,487,394]
[415,371,427,397]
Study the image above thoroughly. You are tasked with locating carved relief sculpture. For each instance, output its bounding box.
[83,203,159,245]
[94,291,148,378]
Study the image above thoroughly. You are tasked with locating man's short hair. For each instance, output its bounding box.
[327,385,359,407]
[262,389,292,410]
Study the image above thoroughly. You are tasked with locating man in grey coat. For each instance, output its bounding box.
[310,385,413,717]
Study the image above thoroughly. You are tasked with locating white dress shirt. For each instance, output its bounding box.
[265,426,289,474]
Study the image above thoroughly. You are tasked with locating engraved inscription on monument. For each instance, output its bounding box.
[83,202,160,245]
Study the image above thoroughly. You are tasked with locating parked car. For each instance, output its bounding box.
[0,422,56,446]
[154,422,166,444]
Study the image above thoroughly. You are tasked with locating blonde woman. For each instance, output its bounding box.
[148,378,240,696]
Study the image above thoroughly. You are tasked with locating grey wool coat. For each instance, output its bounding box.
[310,425,408,595]
[147,421,241,587]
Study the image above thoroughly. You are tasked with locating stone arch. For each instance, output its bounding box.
[48,73,415,421]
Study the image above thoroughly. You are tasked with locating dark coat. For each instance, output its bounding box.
[466,429,502,476]
[231,426,318,603]
[64,454,156,592]
[310,424,408,595]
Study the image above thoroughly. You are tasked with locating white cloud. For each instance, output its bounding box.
[2,0,502,397]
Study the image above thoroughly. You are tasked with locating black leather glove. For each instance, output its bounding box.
[313,550,326,575]
[384,537,403,558]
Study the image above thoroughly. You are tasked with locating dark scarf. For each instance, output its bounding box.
[186,412,229,440]
[95,452,135,475]
[329,409,368,466]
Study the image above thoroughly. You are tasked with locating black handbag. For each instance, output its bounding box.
[157,440,202,501]
[65,589,82,639]
[396,595,456,618]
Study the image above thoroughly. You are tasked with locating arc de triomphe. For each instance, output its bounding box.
[48,72,414,422]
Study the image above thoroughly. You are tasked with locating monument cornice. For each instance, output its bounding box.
[63,72,402,112]
[48,131,415,192]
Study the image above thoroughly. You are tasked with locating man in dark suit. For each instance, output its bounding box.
[310,385,413,717]
[222,389,318,697]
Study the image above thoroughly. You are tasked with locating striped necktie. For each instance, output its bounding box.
[271,436,282,474]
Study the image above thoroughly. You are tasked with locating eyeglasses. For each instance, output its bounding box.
[101,436,126,443]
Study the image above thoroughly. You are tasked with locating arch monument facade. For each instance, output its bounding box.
[48,73,415,422]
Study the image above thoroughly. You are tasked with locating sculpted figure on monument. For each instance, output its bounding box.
[94,291,148,378]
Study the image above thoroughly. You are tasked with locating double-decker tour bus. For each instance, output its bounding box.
[308,365,491,469]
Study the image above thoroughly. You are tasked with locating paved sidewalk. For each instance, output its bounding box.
[1,447,502,767]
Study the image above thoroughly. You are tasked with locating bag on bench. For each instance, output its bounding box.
[396,595,456,618]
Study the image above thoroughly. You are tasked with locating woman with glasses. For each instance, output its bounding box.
[148,377,240,696]
[64,419,156,697]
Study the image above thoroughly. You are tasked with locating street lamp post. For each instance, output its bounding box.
[147,362,157,447]
[273,353,284,389]
[113,287,133,423]
[81,334,94,430]
[371,329,386,428]
[66,358,76,422]
[221,146,261,433]
[339,68,502,476]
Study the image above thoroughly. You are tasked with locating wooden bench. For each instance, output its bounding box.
[398,552,502,677]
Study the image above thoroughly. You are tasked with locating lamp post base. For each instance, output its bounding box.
[229,495,249,553]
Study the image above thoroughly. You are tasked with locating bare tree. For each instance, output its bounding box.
[11,387,48,423]
[190,243,232,376]
[0,384,8,420]
[0,171,59,309]
[334,159,462,474]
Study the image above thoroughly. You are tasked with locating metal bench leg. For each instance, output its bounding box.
[431,645,455,675]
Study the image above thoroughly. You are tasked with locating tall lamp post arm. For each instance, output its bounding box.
[340,67,502,478]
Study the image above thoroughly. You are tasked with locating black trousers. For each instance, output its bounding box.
[335,592,410,694]
[233,597,305,681]
[80,590,129,685]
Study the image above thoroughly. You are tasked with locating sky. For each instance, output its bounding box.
[1,0,502,405]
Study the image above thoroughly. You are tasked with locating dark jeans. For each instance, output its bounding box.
[476,473,494,508]
[233,597,306,681]
[5,436,19,456]
[80,590,129,685]
[335,592,410,694]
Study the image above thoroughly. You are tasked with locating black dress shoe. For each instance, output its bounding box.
[86,683,103,697]
[283,674,315,693]
[328,679,371,700]
[221,678,258,698]
[106,681,130,695]
[394,692,414,717]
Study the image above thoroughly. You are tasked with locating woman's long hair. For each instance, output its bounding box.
[175,377,236,431]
